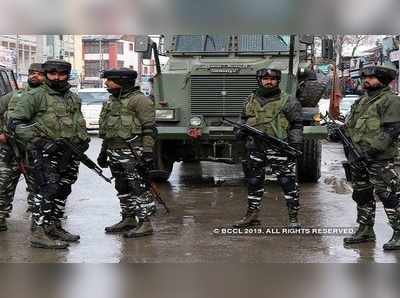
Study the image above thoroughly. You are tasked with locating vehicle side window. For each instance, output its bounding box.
[0,71,9,96]
[0,70,12,95]
[5,69,17,90]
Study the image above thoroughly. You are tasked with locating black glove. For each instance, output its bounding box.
[97,150,109,168]
[142,151,155,170]
[234,128,247,141]
[245,137,258,151]
[77,139,90,153]
[33,138,60,154]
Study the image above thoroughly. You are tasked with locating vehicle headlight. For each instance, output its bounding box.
[189,116,202,127]
[155,109,175,120]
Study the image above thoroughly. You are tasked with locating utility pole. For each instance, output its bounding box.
[59,34,64,60]
[15,34,19,79]
[99,38,103,88]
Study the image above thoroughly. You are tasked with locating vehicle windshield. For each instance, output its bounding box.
[79,91,109,104]
[171,34,289,55]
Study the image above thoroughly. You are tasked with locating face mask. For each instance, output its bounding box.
[46,78,69,91]
[255,86,281,98]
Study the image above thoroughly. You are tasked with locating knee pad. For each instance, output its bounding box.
[352,187,374,205]
[377,192,399,209]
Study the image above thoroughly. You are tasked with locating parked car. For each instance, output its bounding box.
[78,88,109,130]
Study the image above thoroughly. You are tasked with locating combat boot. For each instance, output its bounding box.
[123,218,153,238]
[383,231,400,250]
[105,215,138,233]
[46,222,80,243]
[383,207,400,251]
[233,209,260,228]
[343,224,375,244]
[288,208,301,229]
[0,217,7,232]
[31,226,69,249]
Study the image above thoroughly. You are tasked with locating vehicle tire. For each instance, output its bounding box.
[298,80,327,107]
[150,141,174,182]
[298,139,321,182]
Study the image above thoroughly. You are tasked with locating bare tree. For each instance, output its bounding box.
[344,35,370,58]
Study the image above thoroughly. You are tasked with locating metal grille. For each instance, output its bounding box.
[191,75,258,116]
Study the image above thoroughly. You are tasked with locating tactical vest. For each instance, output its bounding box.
[346,89,397,156]
[35,92,88,141]
[99,92,143,140]
[246,93,289,139]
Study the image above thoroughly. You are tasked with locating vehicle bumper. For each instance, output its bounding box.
[157,126,328,140]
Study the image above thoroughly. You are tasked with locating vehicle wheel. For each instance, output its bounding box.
[298,139,321,182]
[150,141,174,182]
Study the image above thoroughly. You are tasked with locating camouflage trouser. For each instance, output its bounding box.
[29,149,80,227]
[0,144,35,219]
[350,160,400,228]
[244,149,300,211]
[107,148,156,220]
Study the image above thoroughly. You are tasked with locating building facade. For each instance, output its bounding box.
[82,35,140,88]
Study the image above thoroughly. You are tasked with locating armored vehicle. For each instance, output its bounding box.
[135,35,327,182]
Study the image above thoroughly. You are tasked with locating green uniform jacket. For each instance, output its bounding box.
[244,91,303,144]
[7,83,89,145]
[99,88,156,152]
[345,86,400,160]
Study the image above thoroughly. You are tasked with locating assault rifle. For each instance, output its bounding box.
[222,118,302,158]
[324,112,367,167]
[33,124,112,183]
[126,136,170,214]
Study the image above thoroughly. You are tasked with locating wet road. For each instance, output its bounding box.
[1,135,399,263]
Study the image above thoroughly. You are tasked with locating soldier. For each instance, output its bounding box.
[0,63,44,231]
[97,68,157,238]
[7,60,90,249]
[234,68,303,228]
[343,65,400,251]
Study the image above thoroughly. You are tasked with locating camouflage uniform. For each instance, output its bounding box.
[344,78,400,249]
[0,88,37,218]
[7,60,89,248]
[235,68,303,228]
[98,68,156,238]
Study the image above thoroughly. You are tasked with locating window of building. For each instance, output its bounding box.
[1,41,8,48]
[117,42,124,54]
[84,40,110,54]
[84,60,110,77]
[129,43,133,51]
